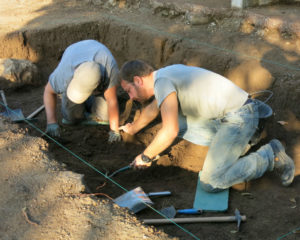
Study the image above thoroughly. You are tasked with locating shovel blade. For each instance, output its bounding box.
[114,187,153,213]
[0,108,24,122]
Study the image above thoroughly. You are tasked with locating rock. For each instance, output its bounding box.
[107,0,117,7]
[0,58,39,89]
[150,0,164,12]
[186,12,211,25]
[92,0,105,6]
[57,171,86,193]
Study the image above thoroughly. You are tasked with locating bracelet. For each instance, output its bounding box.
[141,153,152,163]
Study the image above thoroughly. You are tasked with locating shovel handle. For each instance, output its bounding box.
[26,105,45,119]
[0,90,8,108]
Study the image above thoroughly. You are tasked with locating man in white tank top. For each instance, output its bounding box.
[119,60,295,191]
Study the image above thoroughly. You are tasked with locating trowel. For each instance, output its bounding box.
[108,165,132,178]
[108,155,161,178]
[114,186,171,213]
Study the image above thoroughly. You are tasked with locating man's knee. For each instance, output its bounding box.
[199,179,225,193]
[92,96,108,121]
[61,110,84,124]
[61,99,85,124]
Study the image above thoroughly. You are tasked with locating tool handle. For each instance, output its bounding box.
[26,105,45,119]
[147,191,171,197]
[143,215,247,225]
[0,90,8,108]
[108,165,132,178]
[177,209,203,214]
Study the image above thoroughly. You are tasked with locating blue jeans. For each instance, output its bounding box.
[178,100,274,192]
[61,94,106,124]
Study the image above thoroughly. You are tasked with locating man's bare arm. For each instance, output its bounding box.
[119,98,160,135]
[132,92,179,168]
[43,82,58,124]
[104,86,119,132]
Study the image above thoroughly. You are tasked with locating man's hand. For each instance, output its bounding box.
[46,123,60,137]
[119,99,159,136]
[108,130,121,143]
[130,154,152,169]
[119,123,135,135]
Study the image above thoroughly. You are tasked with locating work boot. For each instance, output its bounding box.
[62,118,74,125]
[62,113,109,126]
[269,139,295,186]
[81,112,109,125]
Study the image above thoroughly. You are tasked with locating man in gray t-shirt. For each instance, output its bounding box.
[43,40,121,143]
[119,60,294,192]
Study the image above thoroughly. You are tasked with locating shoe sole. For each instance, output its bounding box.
[80,120,109,126]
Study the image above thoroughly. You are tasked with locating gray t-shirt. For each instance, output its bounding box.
[154,64,248,120]
[49,40,119,96]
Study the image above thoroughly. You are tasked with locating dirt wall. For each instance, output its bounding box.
[1,18,298,90]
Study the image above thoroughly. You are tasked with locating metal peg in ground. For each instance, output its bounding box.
[235,208,243,231]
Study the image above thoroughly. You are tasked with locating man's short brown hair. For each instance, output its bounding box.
[120,60,154,83]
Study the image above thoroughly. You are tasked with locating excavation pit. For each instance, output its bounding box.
[0,1,300,239]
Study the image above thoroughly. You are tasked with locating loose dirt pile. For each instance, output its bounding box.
[0,118,176,240]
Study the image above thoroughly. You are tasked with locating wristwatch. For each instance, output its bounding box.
[141,153,152,163]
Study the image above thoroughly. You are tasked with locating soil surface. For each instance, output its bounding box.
[0,1,300,240]
[0,118,175,240]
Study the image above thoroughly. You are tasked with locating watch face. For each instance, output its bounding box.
[142,154,151,163]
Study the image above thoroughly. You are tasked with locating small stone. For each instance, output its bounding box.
[186,12,211,25]
[161,10,169,17]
